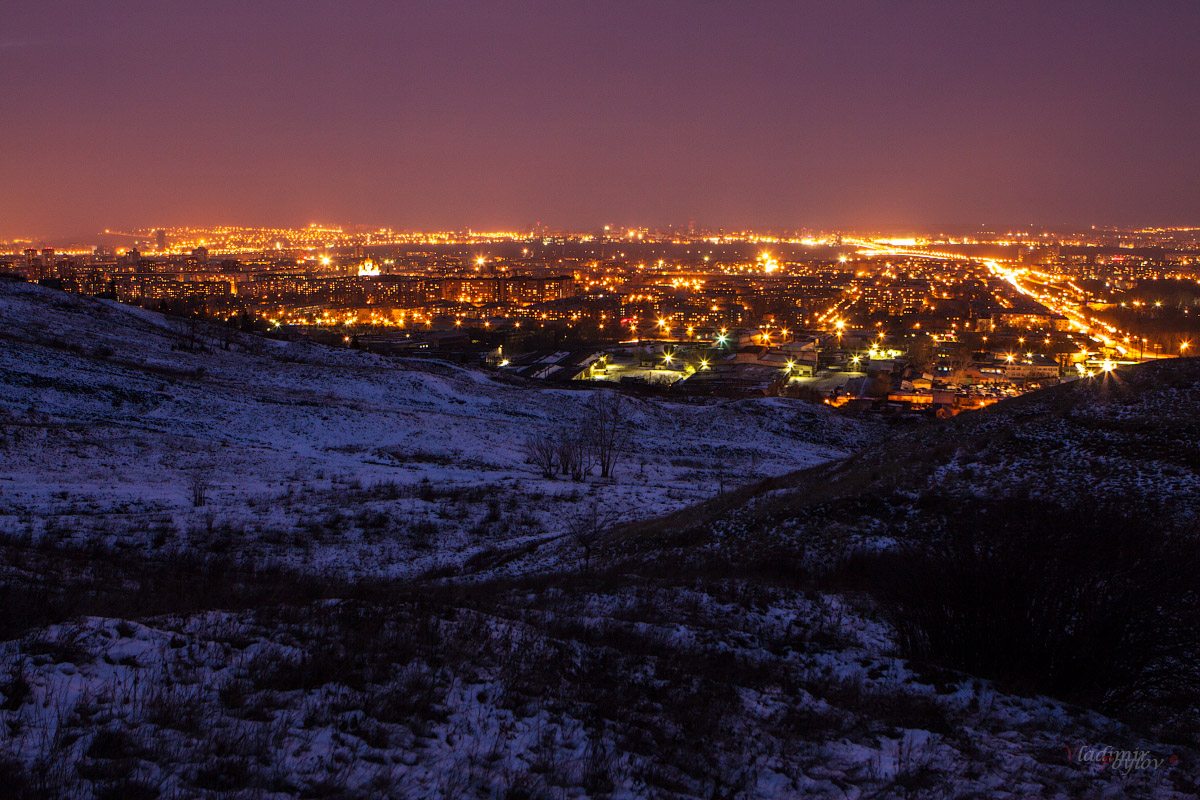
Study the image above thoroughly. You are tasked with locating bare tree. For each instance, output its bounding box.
[240,330,267,356]
[215,322,240,351]
[567,501,617,573]
[709,452,728,498]
[187,467,212,507]
[556,435,577,479]
[172,317,205,353]
[574,438,597,481]
[522,434,558,479]
[556,432,595,482]
[583,392,628,480]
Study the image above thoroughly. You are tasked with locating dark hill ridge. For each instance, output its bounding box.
[594,358,1200,746]
[608,357,1200,565]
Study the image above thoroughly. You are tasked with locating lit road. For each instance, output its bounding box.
[847,239,1131,355]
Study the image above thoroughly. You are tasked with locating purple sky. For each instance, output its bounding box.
[3,1,1199,238]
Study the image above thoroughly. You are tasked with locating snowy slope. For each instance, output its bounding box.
[0,282,869,578]
[2,584,1195,799]
[603,356,1200,563]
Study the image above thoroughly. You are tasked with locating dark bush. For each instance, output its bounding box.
[0,662,31,711]
[86,728,142,760]
[840,495,1200,732]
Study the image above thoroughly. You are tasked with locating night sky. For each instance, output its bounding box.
[3,1,1199,238]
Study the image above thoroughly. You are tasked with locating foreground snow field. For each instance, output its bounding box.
[4,593,1195,800]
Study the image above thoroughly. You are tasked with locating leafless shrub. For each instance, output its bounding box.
[557,433,595,481]
[557,436,579,479]
[171,316,205,352]
[583,391,628,480]
[567,501,617,573]
[215,322,241,351]
[0,659,31,711]
[143,684,207,734]
[186,467,212,508]
[523,434,558,479]
[582,734,618,795]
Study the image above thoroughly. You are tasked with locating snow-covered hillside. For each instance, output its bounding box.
[5,589,1196,800]
[1,283,1196,799]
[614,355,1200,564]
[0,282,868,578]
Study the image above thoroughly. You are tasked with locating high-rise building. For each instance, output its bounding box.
[156,230,167,251]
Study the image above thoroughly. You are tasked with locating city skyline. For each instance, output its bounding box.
[3,0,1200,239]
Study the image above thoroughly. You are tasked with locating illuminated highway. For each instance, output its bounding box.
[848,238,1138,357]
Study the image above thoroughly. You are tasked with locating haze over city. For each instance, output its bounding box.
[4,0,1200,239]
